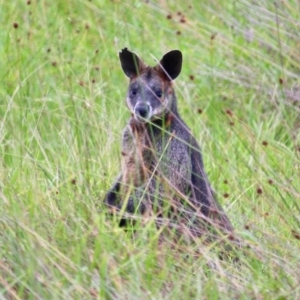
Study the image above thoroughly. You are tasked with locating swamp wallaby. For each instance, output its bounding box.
[104,48,234,239]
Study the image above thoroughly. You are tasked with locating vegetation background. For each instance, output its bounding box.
[1,0,299,298]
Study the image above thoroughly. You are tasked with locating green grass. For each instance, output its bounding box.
[1,0,300,298]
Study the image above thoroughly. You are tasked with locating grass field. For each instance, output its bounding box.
[1,0,300,298]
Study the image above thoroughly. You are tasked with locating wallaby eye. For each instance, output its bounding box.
[155,90,163,98]
[130,88,137,96]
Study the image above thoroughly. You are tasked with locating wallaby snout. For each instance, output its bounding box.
[134,102,152,122]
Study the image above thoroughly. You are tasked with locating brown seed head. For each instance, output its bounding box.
[292,229,300,240]
[257,187,263,194]
[225,109,233,117]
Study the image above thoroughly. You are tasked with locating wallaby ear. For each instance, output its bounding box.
[119,48,146,78]
[159,50,182,80]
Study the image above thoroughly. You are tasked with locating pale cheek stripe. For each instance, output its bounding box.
[126,97,134,112]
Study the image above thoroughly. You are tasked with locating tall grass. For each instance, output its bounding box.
[0,0,299,298]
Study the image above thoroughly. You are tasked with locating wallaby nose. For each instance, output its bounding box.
[134,103,150,120]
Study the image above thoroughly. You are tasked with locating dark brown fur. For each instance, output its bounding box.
[120,117,151,195]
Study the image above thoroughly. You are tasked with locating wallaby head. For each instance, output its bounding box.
[119,48,182,123]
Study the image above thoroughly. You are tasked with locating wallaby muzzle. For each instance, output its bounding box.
[134,103,151,122]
